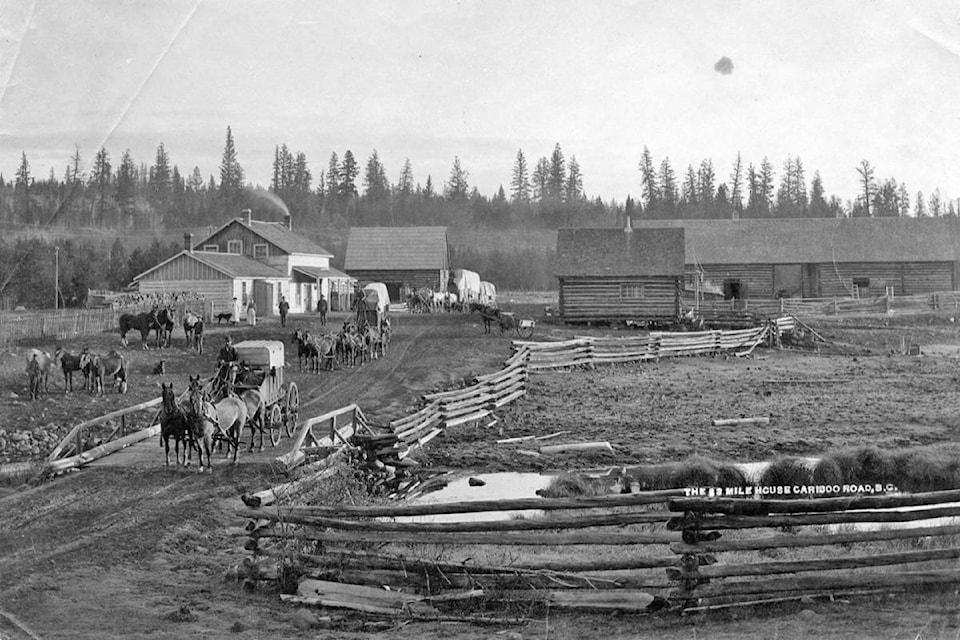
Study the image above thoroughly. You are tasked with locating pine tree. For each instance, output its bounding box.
[929,189,943,217]
[90,147,112,226]
[15,151,32,223]
[915,191,926,217]
[682,165,698,205]
[898,183,911,217]
[445,156,469,201]
[855,160,876,217]
[658,157,677,214]
[547,143,565,202]
[510,149,530,203]
[565,156,583,203]
[698,159,715,204]
[729,152,744,215]
[363,149,389,201]
[339,150,359,198]
[809,170,828,218]
[638,146,659,209]
[219,126,245,211]
[532,157,550,203]
[397,158,414,196]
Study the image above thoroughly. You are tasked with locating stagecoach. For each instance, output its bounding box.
[231,340,299,446]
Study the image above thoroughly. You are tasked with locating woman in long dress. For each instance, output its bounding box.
[246,299,257,326]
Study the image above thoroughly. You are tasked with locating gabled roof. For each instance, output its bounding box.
[292,265,353,280]
[344,226,449,270]
[630,217,960,264]
[555,227,686,277]
[134,250,287,281]
[195,217,333,257]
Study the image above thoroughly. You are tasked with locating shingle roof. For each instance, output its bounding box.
[193,218,333,257]
[555,228,686,277]
[191,252,287,278]
[344,227,449,270]
[292,265,353,280]
[133,250,287,281]
[630,217,960,264]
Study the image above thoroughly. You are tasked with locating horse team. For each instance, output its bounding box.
[291,317,391,373]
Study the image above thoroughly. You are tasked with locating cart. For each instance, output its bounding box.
[476,308,536,339]
[232,340,299,446]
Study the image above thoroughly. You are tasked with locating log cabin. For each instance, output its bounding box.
[556,223,685,324]
[344,226,450,301]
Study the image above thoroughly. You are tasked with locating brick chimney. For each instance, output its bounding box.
[183,233,193,253]
[283,213,292,230]
[242,208,252,225]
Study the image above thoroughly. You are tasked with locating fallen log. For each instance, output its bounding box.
[238,508,672,532]
[539,441,613,455]
[242,527,681,546]
[667,546,960,580]
[667,505,960,530]
[497,435,537,444]
[669,523,960,554]
[678,569,960,599]
[670,488,960,516]
[251,488,678,517]
[710,417,770,427]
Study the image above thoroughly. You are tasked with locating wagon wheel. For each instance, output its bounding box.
[517,319,535,340]
[268,404,283,446]
[285,382,299,437]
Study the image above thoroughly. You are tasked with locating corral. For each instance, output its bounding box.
[1,302,960,638]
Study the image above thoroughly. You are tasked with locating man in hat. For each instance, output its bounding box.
[278,296,290,328]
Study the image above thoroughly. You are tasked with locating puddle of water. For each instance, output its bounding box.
[396,472,559,523]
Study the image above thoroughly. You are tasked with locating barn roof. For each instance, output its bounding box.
[555,227,686,277]
[194,218,333,257]
[134,250,287,281]
[630,217,960,264]
[344,227,449,270]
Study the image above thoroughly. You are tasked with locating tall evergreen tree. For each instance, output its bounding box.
[363,149,389,201]
[855,160,875,217]
[698,159,715,204]
[638,146,659,209]
[445,156,469,201]
[809,170,828,218]
[565,156,583,203]
[658,157,677,214]
[915,191,926,217]
[532,157,550,203]
[397,158,414,196]
[729,152,744,215]
[90,147,112,226]
[510,149,530,203]
[339,150,359,198]
[15,151,32,223]
[219,126,245,212]
[547,143,566,202]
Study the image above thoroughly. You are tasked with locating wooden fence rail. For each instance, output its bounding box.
[695,289,960,319]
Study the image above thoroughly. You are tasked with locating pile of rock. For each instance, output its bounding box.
[0,425,63,462]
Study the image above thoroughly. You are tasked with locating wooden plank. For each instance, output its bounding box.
[668,505,960,530]
[670,489,960,516]
[246,528,681,547]
[683,569,960,599]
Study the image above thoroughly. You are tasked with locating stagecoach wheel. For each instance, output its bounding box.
[285,382,299,437]
[517,320,535,340]
[268,404,282,446]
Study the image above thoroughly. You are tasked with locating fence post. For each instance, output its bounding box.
[780,298,785,313]
[120,415,126,438]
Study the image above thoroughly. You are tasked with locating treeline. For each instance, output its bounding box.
[3,128,957,237]
[0,237,181,310]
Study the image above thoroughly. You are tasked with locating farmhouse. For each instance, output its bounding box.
[134,210,353,316]
[555,223,685,323]
[632,217,960,299]
[343,226,449,301]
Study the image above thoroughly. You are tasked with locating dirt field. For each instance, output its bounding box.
[2,308,960,639]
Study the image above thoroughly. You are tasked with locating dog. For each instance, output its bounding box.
[153,360,166,376]
[215,312,233,324]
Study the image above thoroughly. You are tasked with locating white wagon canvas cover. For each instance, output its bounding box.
[234,340,285,368]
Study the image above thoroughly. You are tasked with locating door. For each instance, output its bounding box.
[773,264,803,298]
[253,280,274,317]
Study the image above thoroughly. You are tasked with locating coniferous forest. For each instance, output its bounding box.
[0,127,956,309]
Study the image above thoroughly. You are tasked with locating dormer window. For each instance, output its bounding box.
[253,243,268,259]
[202,244,219,252]
[227,240,242,254]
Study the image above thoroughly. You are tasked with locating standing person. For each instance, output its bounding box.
[247,298,257,327]
[278,296,290,328]
[318,294,327,326]
[232,297,242,327]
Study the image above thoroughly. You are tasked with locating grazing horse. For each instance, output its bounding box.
[24,349,54,395]
[240,389,267,451]
[159,383,190,466]
[55,347,91,392]
[119,308,160,348]
[185,377,218,471]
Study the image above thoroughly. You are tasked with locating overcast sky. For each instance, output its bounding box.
[1,0,958,206]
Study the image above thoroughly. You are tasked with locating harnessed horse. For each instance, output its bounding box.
[159,383,190,466]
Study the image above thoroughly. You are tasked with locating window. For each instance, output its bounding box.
[202,244,219,252]
[227,240,242,254]
[253,243,268,259]
[620,283,644,299]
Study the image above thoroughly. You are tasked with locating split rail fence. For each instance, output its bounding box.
[235,487,960,616]
[697,290,960,318]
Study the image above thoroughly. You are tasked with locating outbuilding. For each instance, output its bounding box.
[344,226,449,301]
[555,223,685,323]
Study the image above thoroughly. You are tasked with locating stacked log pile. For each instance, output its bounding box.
[235,489,684,616]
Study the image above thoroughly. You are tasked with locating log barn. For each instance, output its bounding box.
[343,227,450,301]
[556,225,685,324]
[632,217,960,299]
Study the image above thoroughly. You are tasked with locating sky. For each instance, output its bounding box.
[1,0,959,207]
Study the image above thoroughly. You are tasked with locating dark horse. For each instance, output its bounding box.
[469,301,500,334]
[154,307,175,348]
[159,382,190,466]
[119,307,160,349]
